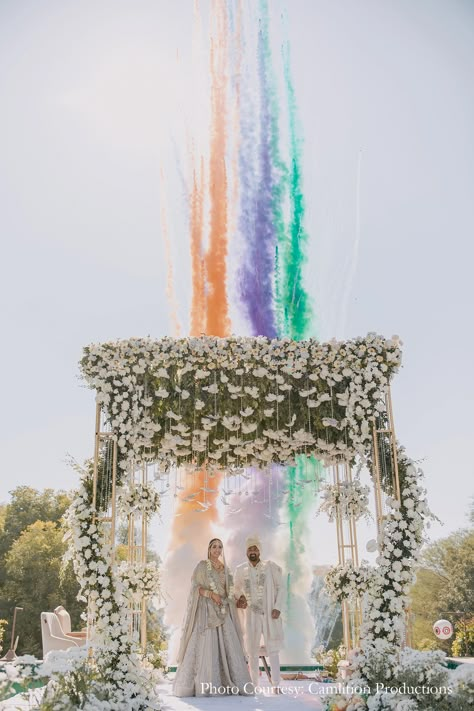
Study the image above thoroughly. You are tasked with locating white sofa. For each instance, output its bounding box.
[41,609,87,658]
[54,606,87,643]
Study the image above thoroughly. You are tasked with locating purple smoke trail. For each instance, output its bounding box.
[237,4,278,338]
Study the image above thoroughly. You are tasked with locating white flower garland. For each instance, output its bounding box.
[117,483,160,519]
[318,479,372,522]
[80,333,402,475]
[244,562,266,614]
[206,560,226,615]
[62,466,160,708]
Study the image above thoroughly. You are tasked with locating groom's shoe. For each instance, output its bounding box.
[272,686,282,694]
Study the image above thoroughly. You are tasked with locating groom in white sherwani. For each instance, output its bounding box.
[233,535,285,692]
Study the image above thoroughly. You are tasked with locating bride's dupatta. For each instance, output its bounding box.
[176,560,245,663]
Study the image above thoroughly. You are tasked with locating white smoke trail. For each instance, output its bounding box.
[338,149,363,339]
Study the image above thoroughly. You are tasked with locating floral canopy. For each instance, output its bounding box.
[80,333,402,475]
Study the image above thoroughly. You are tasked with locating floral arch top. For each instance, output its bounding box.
[80,333,402,474]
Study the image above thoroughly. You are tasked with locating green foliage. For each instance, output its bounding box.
[0,487,70,571]
[409,520,474,652]
[0,618,7,654]
[423,528,474,615]
[451,618,474,657]
[416,637,441,651]
[0,486,82,657]
[146,607,168,669]
[0,504,7,533]
[313,644,346,678]
[3,521,84,656]
[410,567,450,652]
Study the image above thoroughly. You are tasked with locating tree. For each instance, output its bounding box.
[0,618,7,654]
[409,567,449,652]
[3,521,84,656]
[409,524,474,652]
[423,529,474,614]
[451,618,474,657]
[0,487,70,564]
[0,503,7,533]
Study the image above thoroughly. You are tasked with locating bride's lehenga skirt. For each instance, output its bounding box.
[173,605,252,697]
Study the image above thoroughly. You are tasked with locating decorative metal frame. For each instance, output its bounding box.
[89,384,403,654]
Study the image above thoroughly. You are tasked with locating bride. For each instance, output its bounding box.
[173,538,252,697]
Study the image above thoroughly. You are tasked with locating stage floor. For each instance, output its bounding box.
[0,677,331,710]
[159,677,327,710]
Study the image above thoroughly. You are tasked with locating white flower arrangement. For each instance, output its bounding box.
[80,333,402,476]
[1,647,161,711]
[117,483,160,520]
[116,561,160,603]
[328,644,474,710]
[313,644,347,679]
[318,479,372,522]
[325,562,373,601]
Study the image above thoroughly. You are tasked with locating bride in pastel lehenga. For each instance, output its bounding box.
[173,538,252,697]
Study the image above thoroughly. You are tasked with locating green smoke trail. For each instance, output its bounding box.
[278,39,314,341]
[279,37,320,625]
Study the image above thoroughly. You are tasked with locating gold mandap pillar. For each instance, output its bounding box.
[331,458,362,651]
[127,461,148,652]
[90,401,148,651]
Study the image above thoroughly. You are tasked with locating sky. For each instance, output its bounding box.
[1,0,473,566]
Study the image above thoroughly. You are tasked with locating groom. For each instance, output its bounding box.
[233,535,285,692]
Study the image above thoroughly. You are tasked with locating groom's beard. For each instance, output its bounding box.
[248,554,259,562]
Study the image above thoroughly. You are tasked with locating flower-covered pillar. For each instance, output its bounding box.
[90,400,118,637]
[371,386,401,530]
[331,458,361,651]
[127,461,149,651]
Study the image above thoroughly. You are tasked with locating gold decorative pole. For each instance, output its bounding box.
[385,386,401,502]
[92,400,101,513]
[141,462,148,652]
[333,459,361,650]
[88,403,118,644]
[371,423,384,535]
[110,438,117,563]
[126,461,148,651]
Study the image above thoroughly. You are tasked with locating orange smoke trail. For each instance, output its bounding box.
[166,0,228,555]
[165,10,234,644]
[190,156,206,336]
[205,0,230,337]
[159,166,181,336]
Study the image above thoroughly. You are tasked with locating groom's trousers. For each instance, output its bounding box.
[249,652,281,688]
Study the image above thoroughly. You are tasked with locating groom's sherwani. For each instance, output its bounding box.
[233,560,285,686]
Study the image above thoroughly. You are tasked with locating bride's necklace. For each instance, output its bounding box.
[210,559,223,571]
